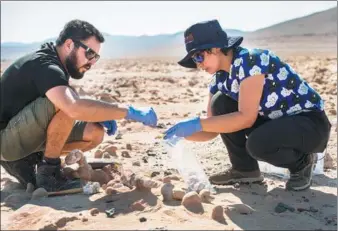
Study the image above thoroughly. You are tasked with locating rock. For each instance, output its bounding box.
[121,151,131,158]
[89,208,100,216]
[104,145,118,157]
[94,149,103,158]
[136,178,160,190]
[101,184,107,190]
[90,169,111,185]
[102,152,111,159]
[105,187,117,195]
[139,217,147,222]
[161,183,174,201]
[181,191,203,214]
[77,164,93,181]
[151,171,160,178]
[132,161,141,166]
[65,149,84,165]
[142,156,148,163]
[199,189,214,203]
[274,202,295,213]
[31,188,48,200]
[4,192,31,207]
[26,183,35,193]
[227,204,254,215]
[172,188,186,200]
[126,143,132,150]
[211,205,226,224]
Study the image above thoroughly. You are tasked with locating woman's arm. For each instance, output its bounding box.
[200,74,265,133]
[185,93,219,142]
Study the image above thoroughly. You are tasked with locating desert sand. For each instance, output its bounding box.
[0,48,337,230]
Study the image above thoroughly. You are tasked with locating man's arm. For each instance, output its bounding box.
[46,85,128,122]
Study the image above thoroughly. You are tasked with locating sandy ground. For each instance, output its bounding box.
[0,51,337,230]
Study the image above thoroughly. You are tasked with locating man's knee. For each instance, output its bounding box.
[211,92,238,116]
[83,123,104,146]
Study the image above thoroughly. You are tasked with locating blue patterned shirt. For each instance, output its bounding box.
[209,47,324,119]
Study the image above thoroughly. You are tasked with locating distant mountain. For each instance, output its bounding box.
[1,7,336,60]
[247,7,337,38]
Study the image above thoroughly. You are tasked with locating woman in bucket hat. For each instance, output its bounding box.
[163,19,332,191]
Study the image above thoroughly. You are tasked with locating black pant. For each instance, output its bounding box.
[211,92,332,172]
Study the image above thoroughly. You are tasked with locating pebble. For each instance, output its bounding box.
[31,188,48,200]
[89,208,100,216]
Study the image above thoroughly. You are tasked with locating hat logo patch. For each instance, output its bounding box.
[185,33,194,44]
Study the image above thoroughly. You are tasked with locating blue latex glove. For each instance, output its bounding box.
[99,120,118,136]
[163,117,202,140]
[125,106,157,127]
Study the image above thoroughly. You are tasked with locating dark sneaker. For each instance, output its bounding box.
[286,153,317,191]
[0,152,43,188]
[209,168,264,185]
[36,162,82,192]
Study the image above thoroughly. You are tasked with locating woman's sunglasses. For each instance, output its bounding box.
[73,40,100,62]
[191,51,205,64]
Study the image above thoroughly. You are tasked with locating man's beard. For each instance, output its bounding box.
[65,50,88,80]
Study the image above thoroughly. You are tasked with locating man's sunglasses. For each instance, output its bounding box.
[191,51,205,64]
[73,40,100,62]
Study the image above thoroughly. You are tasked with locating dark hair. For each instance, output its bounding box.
[55,19,105,46]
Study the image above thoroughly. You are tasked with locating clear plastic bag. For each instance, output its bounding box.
[163,136,215,193]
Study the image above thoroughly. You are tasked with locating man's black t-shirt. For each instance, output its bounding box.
[0,42,70,129]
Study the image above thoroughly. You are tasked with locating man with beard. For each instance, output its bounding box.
[0,20,158,192]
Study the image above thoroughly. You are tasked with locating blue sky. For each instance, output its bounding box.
[1,1,337,43]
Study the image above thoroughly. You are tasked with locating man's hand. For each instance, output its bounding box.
[125,106,157,127]
[99,120,118,136]
[163,117,202,140]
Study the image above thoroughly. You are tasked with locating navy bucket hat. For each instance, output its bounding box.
[178,19,244,68]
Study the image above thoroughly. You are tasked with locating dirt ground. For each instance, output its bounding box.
[1,50,337,230]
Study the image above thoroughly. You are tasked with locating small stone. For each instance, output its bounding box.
[94,149,103,159]
[150,171,160,178]
[101,184,107,190]
[112,183,124,189]
[31,188,48,200]
[211,205,225,223]
[199,189,214,203]
[274,202,295,213]
[102,152,111,159]
[142,156,148,163]
[161,183,174,201]
[139,217,147,222]
[132,161,141,166]
[164,171,172,176]
[227,204,254,215]
[82,217,88,222]
[126,144,132,150]
[162,176,171,184]
[104,145,118,157]
[234,183,240,189]
[121,151,131,158]
[115,133,123,140]
[181,191,203,214]
[89,208,100,216]
[172,188,186,200]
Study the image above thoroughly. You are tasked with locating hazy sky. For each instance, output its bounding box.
[1,1,337,43]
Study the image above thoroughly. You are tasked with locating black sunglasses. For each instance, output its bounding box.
[73,40,100,62]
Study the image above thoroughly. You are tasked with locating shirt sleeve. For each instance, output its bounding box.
[33,64,69,96]
[209,74,218,95]
[236,49,270,84]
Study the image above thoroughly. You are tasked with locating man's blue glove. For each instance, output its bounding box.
[125,106,157,127]
[99,120,118,136]
[163,117,202,140]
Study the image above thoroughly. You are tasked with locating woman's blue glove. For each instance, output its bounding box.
[125,106,157,127]
[99,120,118,136]
[163,117,202,140]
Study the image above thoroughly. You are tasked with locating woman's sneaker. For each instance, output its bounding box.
[286,153,317,191]
[209,168,264,185]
